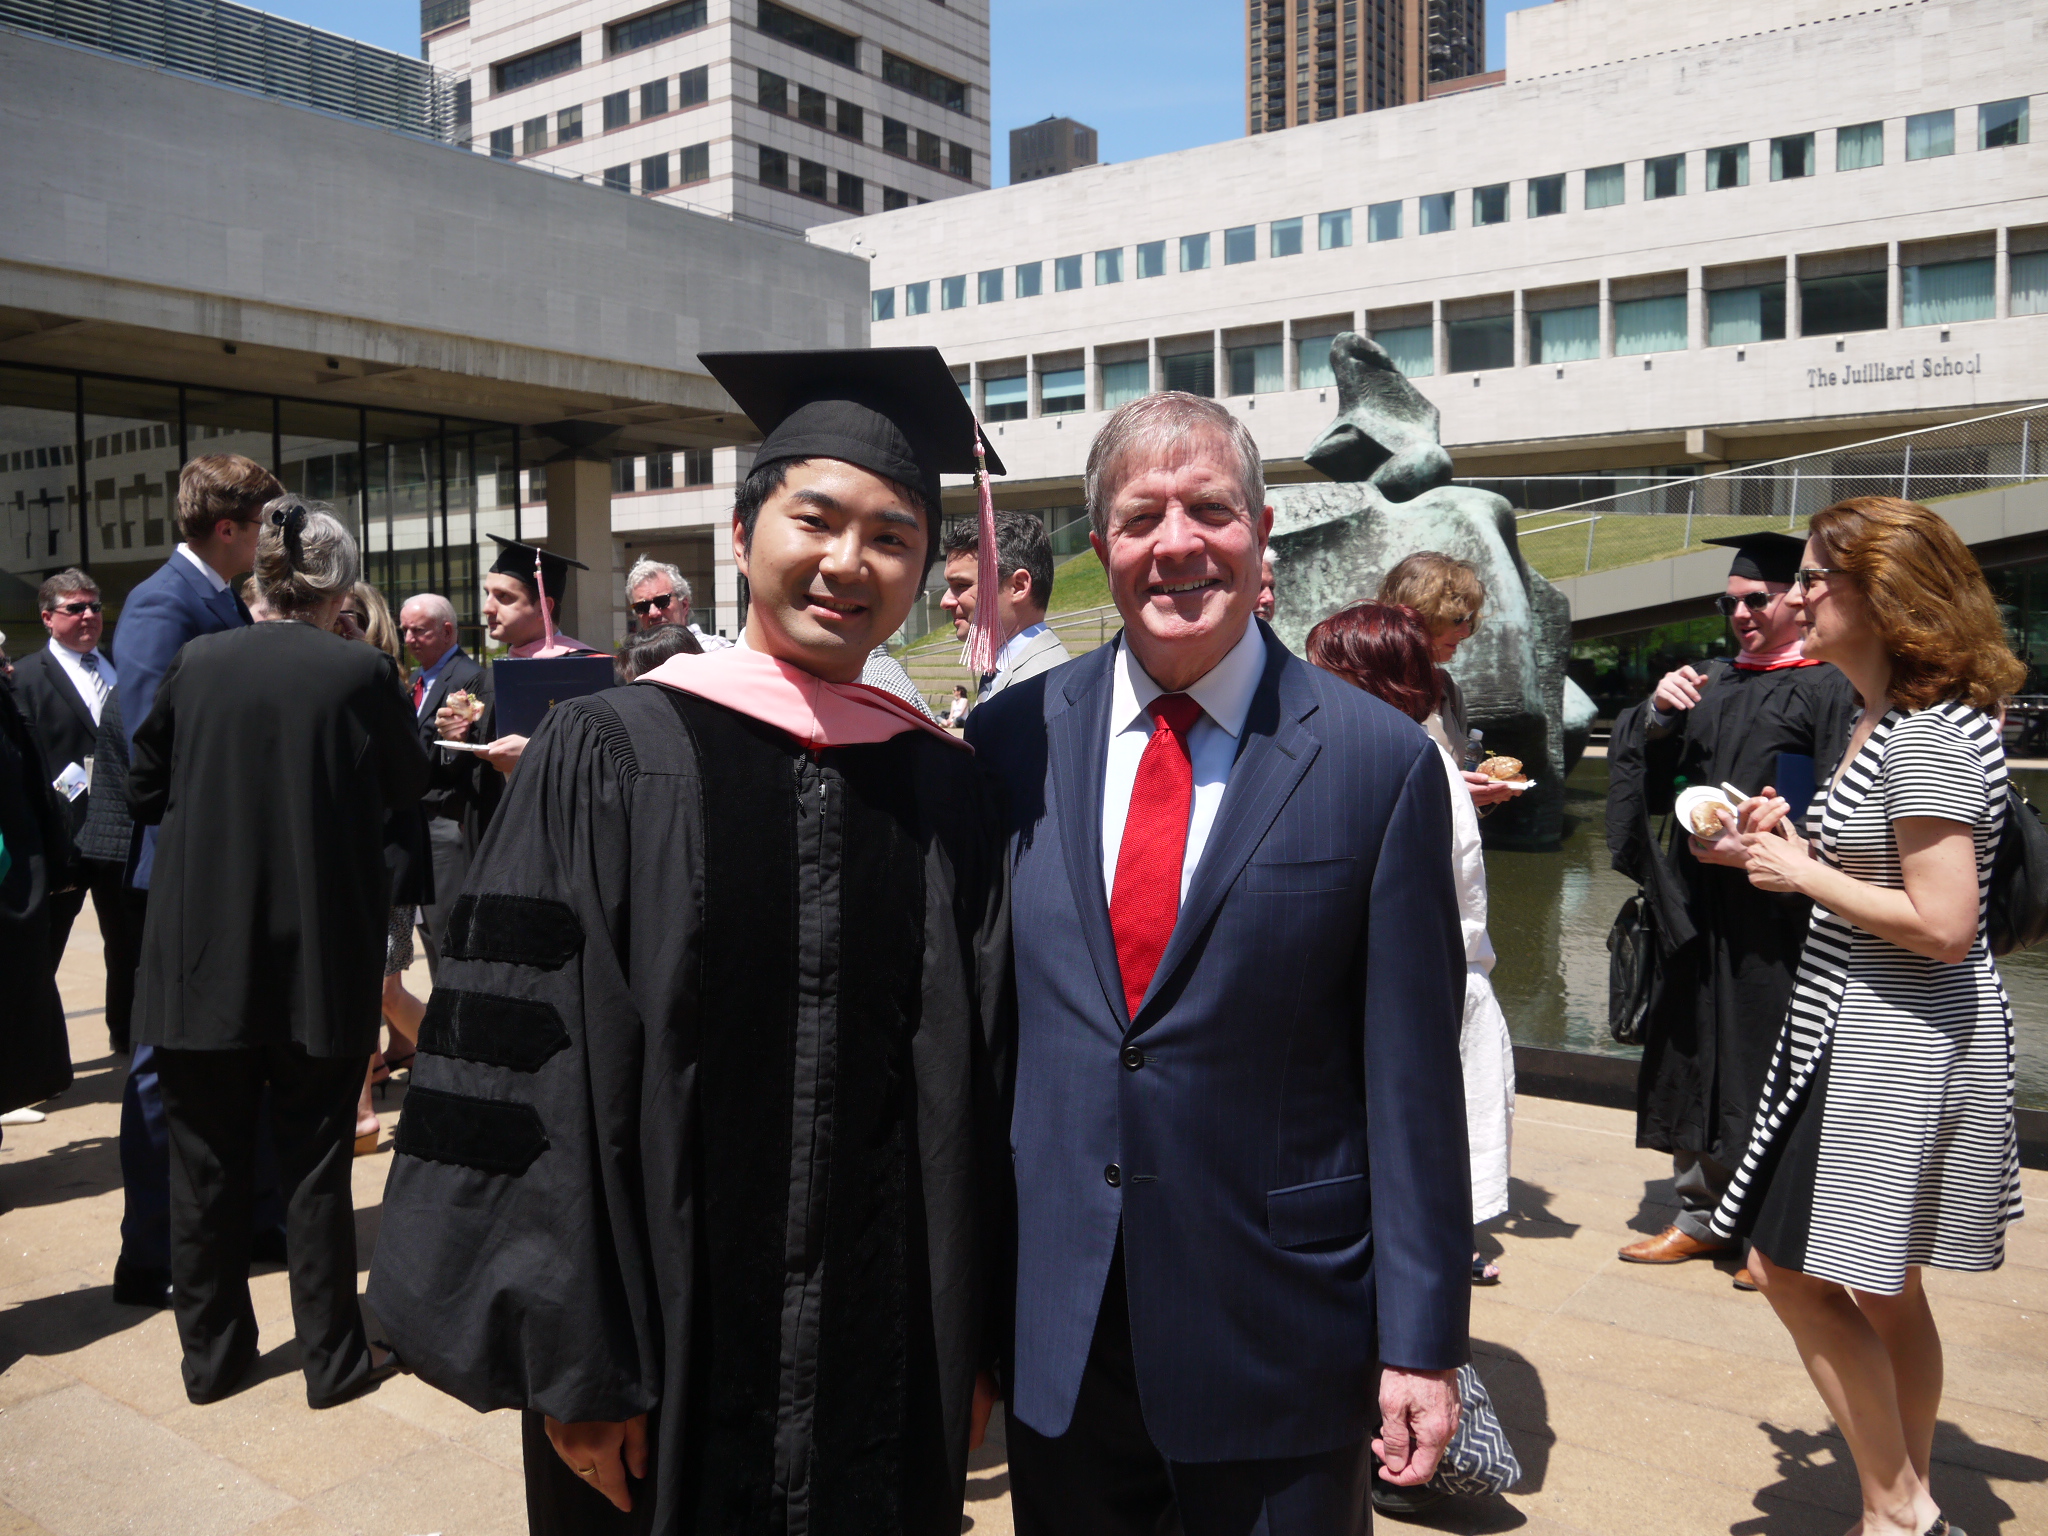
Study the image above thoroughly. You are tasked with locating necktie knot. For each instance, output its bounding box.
[78,652,98,673]
[1147,692,1202,739]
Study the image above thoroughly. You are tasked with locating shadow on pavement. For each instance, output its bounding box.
[1730,1419,2048,1536]
[1496,1178,1582,1243]
[0,1133,122,1211]
[0,1281,159,1366]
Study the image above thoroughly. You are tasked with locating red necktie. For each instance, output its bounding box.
[1110,693,1203,1018]
[412,675,425,710]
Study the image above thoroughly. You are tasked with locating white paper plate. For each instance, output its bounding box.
[1675,784,1740,836]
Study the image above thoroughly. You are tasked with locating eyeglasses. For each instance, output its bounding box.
[340,610,369,630]
[1795,568,1841,592]
[50,600,103,616]
[629,592,676,617]
[1713,592,1778,617]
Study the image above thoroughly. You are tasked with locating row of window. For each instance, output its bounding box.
[946,250,2048,413]
[757,70,974,179]
[584,138,923,212]
[486,65,710,157]
[612,448,716,493]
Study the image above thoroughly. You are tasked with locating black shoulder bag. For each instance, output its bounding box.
[1988,782,2048,956]
[1606,890,1656,1046]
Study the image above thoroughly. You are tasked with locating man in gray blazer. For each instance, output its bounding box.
[941,509,1069,700]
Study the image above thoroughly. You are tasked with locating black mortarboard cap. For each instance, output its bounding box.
[1706,531,1806,585]
[488,534,589,602]
[699,348,1003,551]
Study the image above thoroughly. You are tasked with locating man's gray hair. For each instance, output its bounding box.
[626,558,690,605]
[37,568,99,611]
[1083,392,1266,542]
[400,592,456,626]
[252,498,359,617]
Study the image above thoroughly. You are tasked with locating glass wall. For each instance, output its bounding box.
[0,369,83,579]
[1529,305,1598,364]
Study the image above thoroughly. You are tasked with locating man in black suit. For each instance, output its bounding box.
[397,593,483,978]
[12,569,144,1053]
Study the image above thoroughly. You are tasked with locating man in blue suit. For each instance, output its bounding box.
[967,395,1470,1534]
[108,453,283,1307]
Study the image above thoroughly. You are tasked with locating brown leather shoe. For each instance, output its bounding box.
[1617,1225,1735,1264]
[1732,1266,1759,1291]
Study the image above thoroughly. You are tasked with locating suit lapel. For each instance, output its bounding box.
[46,653,97,736]
[1134,637,1322,1027]
[1048,648,1130,1032]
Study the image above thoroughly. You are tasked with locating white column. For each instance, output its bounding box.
[1148,337,1162,395]
[1026,353,1040,419]
[1599,277,1615,358]
[1212,328,1227,400]
[1997,227,2012,319]
[1512,291,1528,369]
[1085,343,1101,411]
[968,359,983,416]
[1786,254,1803,339]
[1886,240,1902,330]
[1282,318,1297,391]
[542,455,615,644]
[1687,266,1705,350]
[1432,298,1448,376]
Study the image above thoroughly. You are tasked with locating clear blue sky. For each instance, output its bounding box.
[253,0,1548,181]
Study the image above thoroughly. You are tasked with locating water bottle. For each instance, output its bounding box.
[1463,728,1485,772]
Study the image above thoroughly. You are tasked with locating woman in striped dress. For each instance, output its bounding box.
[1712,497,2025,1536]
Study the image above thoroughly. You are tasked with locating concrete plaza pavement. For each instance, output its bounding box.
[2,910,2044,1535]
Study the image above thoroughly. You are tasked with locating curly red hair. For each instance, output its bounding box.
[1306,602,1443,723]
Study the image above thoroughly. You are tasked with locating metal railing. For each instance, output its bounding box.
[1507,402,2048,581]
[2,0,460,141]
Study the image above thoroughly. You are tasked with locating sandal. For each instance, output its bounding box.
[382,1045,418,1074]
[354,1121,380,1156]
[1471,1253,1501,1286]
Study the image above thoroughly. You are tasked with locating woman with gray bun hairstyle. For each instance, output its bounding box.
[127,496,430,1410]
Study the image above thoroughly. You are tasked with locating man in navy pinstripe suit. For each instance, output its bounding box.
[967,394,1472,1535]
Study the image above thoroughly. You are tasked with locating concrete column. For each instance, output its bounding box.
[1886,240,1902,329]
[1213,328,1227,400]
[969,359,983,417]
[1025,353,1039,418]
[1148,337,1162,395]
[1353,305,1366,337]
[1512,291,1528,369]
[1085,344,1101,411]
[1786,254,1803,340]
[542,454,615,644]
[1599,277,1615,358]
[1282,319,1297,391]
[1997,227,2012,319]
[1432,299,1448,377]
[1687,266,1705,350]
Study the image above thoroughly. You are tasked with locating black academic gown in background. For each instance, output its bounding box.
[370,681,1012,1536]
[0,679,72,1114]
[1608,660,1858,1163]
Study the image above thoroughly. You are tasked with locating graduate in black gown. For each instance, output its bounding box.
[369,349,1013,1536]
[1605,533,1857,1282]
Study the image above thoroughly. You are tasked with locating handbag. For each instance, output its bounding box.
[1427,1363,1524,1499]
[1987,783,2048,956]
[1606,890,1656,1046]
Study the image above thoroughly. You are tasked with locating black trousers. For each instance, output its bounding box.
[154,1043,374,1407]
[49,862,144,1045]
[417,815,471,983]
[1008,1245,1370,1536]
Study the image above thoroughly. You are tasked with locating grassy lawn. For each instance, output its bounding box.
[1517,512,1811,582]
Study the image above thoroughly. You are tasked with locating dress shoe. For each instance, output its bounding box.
[1370,1479,1451,1519]
[309,1345,406,1409]
[111,1258,172,1308]
[249,1227,288,1265]
[1617,1226,1734,1264]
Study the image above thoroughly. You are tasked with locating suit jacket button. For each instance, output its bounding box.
[1121,1045,1144,1071]
[1104,1163,1122,1188]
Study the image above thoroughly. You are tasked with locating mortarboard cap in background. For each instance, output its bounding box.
[488,534,589,604]
[1706,530,1807,585]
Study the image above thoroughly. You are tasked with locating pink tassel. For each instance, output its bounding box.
[959,436,1003,678]
[535,548,556,654]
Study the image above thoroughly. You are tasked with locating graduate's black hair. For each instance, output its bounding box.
[732,457,938,576]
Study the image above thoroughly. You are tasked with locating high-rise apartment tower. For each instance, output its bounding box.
[424,0,991,230]
[1010,116,1098,183]
[1247,0,1487,133]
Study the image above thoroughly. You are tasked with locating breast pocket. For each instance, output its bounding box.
[1267,1173,1370,1249]
[1244,856,1356,895]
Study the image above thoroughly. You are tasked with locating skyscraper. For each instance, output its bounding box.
[1247,0,1487,134]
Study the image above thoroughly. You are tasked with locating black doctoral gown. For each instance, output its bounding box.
[368,681,1012,1536]
[1606,660,1858,1163]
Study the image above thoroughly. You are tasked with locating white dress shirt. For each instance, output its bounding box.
[174,542,230,594]
[46,637,116,726]
[1101,620,1268,903]
[992,620,1050,677]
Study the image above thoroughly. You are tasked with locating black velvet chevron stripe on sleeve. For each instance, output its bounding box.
[440,893,584,968]
[392,1085,552,1176]
[418,989,572,1072]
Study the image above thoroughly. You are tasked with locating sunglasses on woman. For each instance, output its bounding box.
[1794,568,1841,592]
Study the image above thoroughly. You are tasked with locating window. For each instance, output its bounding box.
[1906,110,1954,161]
[883,116,908,155]
[1270,217,1304,257]
[1472,184,1508,226]
[680,141,709,182]
[604,90,631,130]
[1015,261,1043,298]
[608,1,705,55]
[1181,233,1211,272]
[759,2,859,68]
[1585,164,1624,210]
[493,36,581,94]
[1447,315,1514,372]
[882,187,910,210]
[1318,208,1353,248]
[1527,174,1565,218]
[798,158,827,199]
[1096,249,1123,285]
[1136,241,1166,279]
[948,142,973,179]
[604,162,632,191]
[643,152,670,191]
[639,78,667,118]
[1770,133,1814,181]
[522,117,547,156]
[1161,350,1214,397]
[680,66,708,107]
[1297,333,1340,389]
[984,376,1028,422]
[2013,251,2048,317]
[683,448,714,487]
[916,129,942,167]
[1981,97,2030,149]
[652,452,683,490]
[612,455,638,493]
[1903,258,1994,326]
[1708,284,1786,346]
[837,172,864,211]
[871,288,895,321]
[1614,295,1687,355]
[758,145,788,188]
[1365,201,1401,242]
[1054,255,1083,291]
[883,52,967,112]
[940,275,966,309]
[557,104,583,142]
[836,100,863,139]
[488,125,514,159]
[1644,153,1685,199]
[1799,271,1887,334]
[1707,143,1749,189]
[1224,225,1256,265]
[759,69,788,114]
[1041,368,1086,414]
[453,78,471,127]
[1374,325,1434,378]
[1837,121,1883,171]
[904,280,930,315]
[978,269,1003,303]
[797,84,827,126]
[1101,359,1149,409]
[1228,343,1283,396]
[1420,192,1454,234]
[1529,305,1598,363]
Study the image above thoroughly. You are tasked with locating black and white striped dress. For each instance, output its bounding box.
[1708,701,2024,1294]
